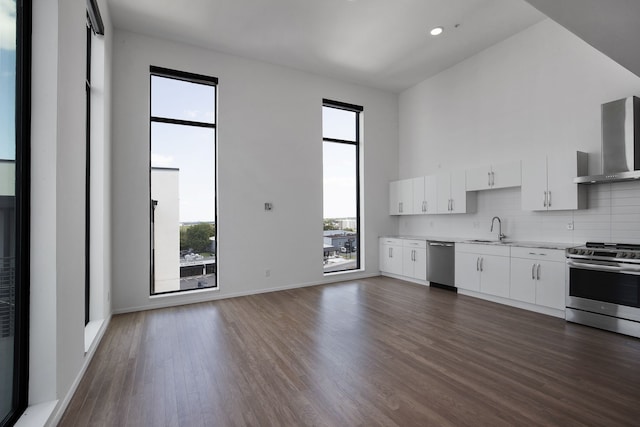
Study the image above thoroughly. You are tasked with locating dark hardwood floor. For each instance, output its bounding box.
[60,277,640,426]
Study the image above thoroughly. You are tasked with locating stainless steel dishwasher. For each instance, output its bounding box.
[427,241,456,290]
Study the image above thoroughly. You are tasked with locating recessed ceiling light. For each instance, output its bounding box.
[430,27,444,36]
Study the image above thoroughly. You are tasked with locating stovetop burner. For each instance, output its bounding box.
[567,242,640,262]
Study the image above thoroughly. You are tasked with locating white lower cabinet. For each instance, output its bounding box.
[380,238,403,275]
[402,239,427,281]
[510,247,565,310]
[455,243,510,298]
[380,238,427,282]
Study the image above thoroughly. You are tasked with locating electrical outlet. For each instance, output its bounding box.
[567,220,574,230]
[265,269,271,278]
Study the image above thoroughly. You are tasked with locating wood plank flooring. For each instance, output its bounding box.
[59,277,640,426]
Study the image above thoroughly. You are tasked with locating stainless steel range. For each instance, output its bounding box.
[566,242,640,338]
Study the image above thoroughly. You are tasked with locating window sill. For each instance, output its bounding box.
[84,319,105,353]
[15,400,58,427]
[150,286,220,299]
[324,268,364,277]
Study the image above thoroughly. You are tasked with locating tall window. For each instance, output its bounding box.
[150,67,218,295]
[322,99,362,273]
[85,0,103,325]
[1,0,30,425]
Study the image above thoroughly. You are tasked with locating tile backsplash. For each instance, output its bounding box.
[398,181,640,244]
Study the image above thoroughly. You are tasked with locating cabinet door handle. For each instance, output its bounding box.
[450,199,454,212]
[548,191,552,207]
[476,257,480,271]
[488,171,491,187]
[531,263,536,279]
[399,202,403,213]
[491,171,495,186]
[389,247,392,258]
[537,264,541,280]
[425,201,428,212]
[543,191,547,207]
[480,257,484,272]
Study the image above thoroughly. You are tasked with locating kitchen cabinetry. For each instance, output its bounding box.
[455,243,510,297]
[466,160,521,191]
[510,247,565,310]
[379,238,403,275]
[521,151,588,211]
[380,238,427,282]
[402,239,427,281]
[389,179,413,215]
[436,170,476,214]
[412,176,438,214]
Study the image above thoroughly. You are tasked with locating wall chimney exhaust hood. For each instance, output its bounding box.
[575,96,640,184]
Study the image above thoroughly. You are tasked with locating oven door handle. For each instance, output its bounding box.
[567,259,640,275]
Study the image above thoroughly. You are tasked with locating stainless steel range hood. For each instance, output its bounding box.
[575,96,640,184]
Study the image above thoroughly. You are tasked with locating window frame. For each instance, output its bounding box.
[148,66,218,296]
[1,0,32,425]
[322,98,363,274]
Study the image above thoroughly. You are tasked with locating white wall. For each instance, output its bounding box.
[111,30,398,313]
[0,162,14,196]
[151,168,180,293]
[398,19,640,244]
[29,0,113,422]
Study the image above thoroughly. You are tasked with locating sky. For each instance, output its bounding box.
[151,75,359,223]
[151,76,216,223]
[322,106,357,219]
[0,0,16,161]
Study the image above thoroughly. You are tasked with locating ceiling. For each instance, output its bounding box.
[523,0,640,80]
[106,0,546,93]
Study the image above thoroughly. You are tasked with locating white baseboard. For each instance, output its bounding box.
[379,272,430,287]
[458,289,565,318]
[44,315,112,427]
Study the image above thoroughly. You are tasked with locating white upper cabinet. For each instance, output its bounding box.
[389,179,414,215]
[436,170,476,214]
[466,161,522,191]
[521,151,587,211]
[412,176,438,214]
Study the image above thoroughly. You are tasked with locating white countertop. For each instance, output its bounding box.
[380,235,577,251]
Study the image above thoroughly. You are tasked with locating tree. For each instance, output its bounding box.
[323,219,338,230]
[180,222,215,252]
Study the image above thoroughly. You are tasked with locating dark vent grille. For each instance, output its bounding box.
[0,257,15,338]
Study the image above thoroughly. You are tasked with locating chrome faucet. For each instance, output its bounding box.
[491,216,506,241]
